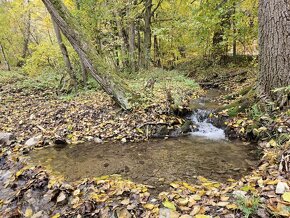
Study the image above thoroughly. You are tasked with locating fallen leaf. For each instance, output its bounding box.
[163,200,176,211]
[24,208,33,217]
[282,192,290,202]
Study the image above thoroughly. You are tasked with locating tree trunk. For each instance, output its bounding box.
[212,0,231,60]
[0,44,11,71]
[18,0,31,66]
[143,0,152,69]
[115,13,128,69]
[42,0,139,110]
[258,0,290,107]
[74,0,88,86]
[137,20,142,68]
[128,22,136,72]
[153,34,161,67]
[52,18,78,91]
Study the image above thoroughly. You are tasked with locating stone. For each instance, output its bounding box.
[154,126,169,138]
[25,135,42,147]
[94,137,103,143]
[0,132,14,146]
[275,182,289,194]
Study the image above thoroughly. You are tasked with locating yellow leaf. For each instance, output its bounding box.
[226,203,238,210]
[51,213,61,218]
[24,208,33,217]
[282,192,290,202]
[216,201,229,207]
[162,200,176,211]
[170,182,180,189]
[144,203,155,210]
[192,194,202,201]
[191,206,201,215]
[195,215,211,218]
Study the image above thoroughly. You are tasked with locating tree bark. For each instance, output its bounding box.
[128,22,136,71]
[143,0,152,69]
[0,44,11,71]
[115,13,128,69]
[18,0,31,66]
[258,0,290,107]
[74,0,88,86]
[128,1,137,72]
[52,18,78,91]
[42,0,138,110]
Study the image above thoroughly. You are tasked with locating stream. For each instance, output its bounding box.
[29,89,258,192]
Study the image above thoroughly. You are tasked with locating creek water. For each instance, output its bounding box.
[29,89,258,191]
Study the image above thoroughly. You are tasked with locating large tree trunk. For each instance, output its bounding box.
[258,0,290,107]
[42,0,139,110]
[0,44,11,71]
[52,19,78,91]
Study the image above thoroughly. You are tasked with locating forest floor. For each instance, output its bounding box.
[0,68,290,218]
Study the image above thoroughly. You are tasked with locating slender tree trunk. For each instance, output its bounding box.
[42,0,139,110]
[153,34,161,67]
[74,0,88,86]
[258,0,290,107]
[52,18,78,91]
[137,20,142,68]
[80,60,88,87]
[127,0,137,72]
[143,0,152,69]
[18,0,31,66]
[115,13,128,69]
[0,44,11,71]
[232,3,237,59]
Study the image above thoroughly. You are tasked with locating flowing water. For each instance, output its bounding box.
[29,89,258,191]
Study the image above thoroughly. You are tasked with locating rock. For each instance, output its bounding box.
[25,135,42,147]
[54,138,68,148]
[170,120,193,137]
[233,190,247,198]
[94,137,103,143]
[159,208,180,218]
[0,132,14,146]
[180,120,193,133]
[154,126,170,138]
[276,182,289,194]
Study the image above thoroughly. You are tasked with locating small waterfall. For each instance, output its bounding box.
[190,109,225,140]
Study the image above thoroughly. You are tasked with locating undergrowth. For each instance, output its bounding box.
[0,68,200,106]
[235,195,260,218]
